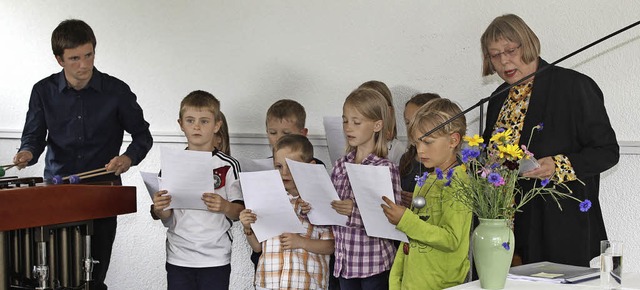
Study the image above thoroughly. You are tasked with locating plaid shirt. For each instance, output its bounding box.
[256,194,334,289]
[331,151,402,278]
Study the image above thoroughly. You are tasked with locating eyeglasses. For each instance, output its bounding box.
[488,45,521,61]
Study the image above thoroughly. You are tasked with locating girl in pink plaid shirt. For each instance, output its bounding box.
[330,88,402,290]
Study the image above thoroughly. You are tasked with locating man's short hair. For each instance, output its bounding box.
[179,90,221,122]
[272,134,314,163]
[265,99,306,130]
[51,19,97,57]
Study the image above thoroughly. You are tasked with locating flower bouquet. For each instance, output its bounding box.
[436,123,590,289]
[447,123,590,220]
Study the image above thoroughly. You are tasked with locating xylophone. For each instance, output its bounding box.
[0,177,41,189]
[0,177,136,290]
[0,165,114,184]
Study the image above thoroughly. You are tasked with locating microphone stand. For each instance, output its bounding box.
[419,19,640,140]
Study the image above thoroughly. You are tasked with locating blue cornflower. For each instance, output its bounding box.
[490,163,500,169]
[487,172,505,186]
[580,199,592,212]
[446,168,455,180]
[435,168,444,180]
[415,172,428,187]
[444,179,452,187]
[487,172,500,183]
[540,178,550,187]
[461,147,481,163]
[461,148,472,163]
[502,242,510,250]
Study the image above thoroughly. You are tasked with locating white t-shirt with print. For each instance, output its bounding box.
[163,150,243,268]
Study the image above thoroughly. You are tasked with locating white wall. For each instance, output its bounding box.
[1,1,639,289]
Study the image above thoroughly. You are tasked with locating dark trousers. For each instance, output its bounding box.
[90,217,117,290]
[329,254,340,290]
[338,271,389,290]
[166,263,231,290]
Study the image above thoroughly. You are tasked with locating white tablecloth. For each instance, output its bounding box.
[446,273,640,289]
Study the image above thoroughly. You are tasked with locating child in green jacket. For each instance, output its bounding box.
[382,98,472,289]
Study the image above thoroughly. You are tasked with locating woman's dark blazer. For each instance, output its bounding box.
[482,58,619,266]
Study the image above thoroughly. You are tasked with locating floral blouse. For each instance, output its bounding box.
[492,80,577,183]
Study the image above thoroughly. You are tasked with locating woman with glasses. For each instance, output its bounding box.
[480,14,619,267]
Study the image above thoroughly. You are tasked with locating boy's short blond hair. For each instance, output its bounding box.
[179,90,221,121]
[409,98,466,151]
[272,134,314,163]
[265,99,306,130]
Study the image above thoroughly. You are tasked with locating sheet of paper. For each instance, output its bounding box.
[239,170,306,242]
[140,171,160,200]
[344,163,408,243]
[285,158,348,226]
[323,116,347,165]
[237,157,274,172]
[159,147,215,210]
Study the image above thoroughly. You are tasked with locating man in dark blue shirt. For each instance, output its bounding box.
[13,19,152,290]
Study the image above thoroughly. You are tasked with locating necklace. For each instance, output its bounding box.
[411,158,459,210]
[404,158,459,255]
[411,178,436,210]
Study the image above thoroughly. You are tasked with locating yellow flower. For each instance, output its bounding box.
[463,134,484,147]
[490,129,513,146]
[498,144,524,160]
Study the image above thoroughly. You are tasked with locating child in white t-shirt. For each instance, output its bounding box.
[152,90,244,290]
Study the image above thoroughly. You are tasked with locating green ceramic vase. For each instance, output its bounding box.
[472,218,515,289]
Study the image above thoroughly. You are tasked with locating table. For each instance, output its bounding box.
[446,273,640,289]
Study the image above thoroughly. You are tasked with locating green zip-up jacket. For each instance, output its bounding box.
[390,165,472,290]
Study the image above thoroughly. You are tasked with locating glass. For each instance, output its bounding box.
[600,240,623,289]
[488,45,521,61]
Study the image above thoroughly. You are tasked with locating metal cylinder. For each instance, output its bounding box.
[48,229,57,288]
[59,227,70,287]
[10,231,19,285]
[23,229,33,280]
[83,235,92,282]
[73,226,83,286]
[34,240,48,290]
